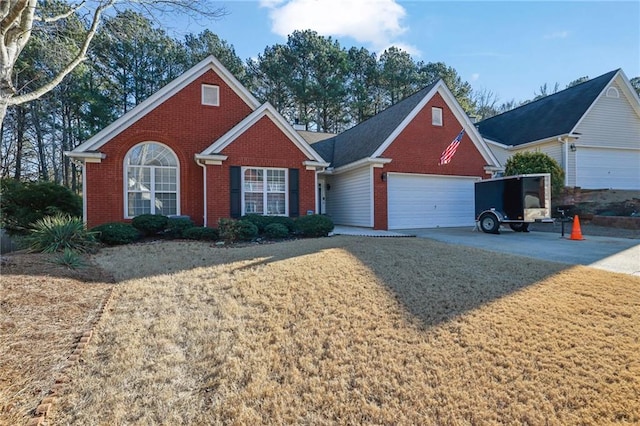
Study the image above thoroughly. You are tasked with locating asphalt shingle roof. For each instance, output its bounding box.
[314,81,439,168]
[476,70,619,146]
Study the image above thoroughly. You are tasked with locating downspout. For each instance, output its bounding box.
[196,159,207,227]
[559,137,569,187]
[81,160,87,225]
[314,169,319,214]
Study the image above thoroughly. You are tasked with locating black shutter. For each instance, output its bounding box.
[230,166,241,218]
[289,168,299,218]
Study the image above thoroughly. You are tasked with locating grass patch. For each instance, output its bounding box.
[47,237,640,425]
[0,253,113,425]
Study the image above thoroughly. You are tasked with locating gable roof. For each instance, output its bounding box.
[198,103,328,165]
[314,80,499,169]
[314,82,438,168]
[476,69,620,146]
[69,55,260,155]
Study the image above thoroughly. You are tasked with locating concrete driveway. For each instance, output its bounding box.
[394,227,640,276]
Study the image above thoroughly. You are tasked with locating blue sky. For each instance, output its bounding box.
[165,1,640,103]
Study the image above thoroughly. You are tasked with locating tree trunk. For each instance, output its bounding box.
[12,105,26,180]
[31,102,49,180]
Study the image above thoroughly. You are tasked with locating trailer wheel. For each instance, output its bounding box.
[509,223,530,232]
[479,213,500,234]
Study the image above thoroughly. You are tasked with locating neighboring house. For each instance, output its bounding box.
[66,55,500,230]
[477,69,640,190]
[312,81,500,230]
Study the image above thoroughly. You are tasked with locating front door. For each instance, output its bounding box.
[317,178,327,214]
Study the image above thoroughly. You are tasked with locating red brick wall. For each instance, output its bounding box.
[373,92,488,229]
[85,69,254,228]
[205,115,316,225]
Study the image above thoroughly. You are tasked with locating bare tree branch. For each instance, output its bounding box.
[34,1,86,23]
[8,0,114,106]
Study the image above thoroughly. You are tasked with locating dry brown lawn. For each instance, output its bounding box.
[38,236,639,425]
[2,237,639,425]
[0,253,114,425]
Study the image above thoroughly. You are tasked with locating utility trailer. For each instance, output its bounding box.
[475,173,553,234]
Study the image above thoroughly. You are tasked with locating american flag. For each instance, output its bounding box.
[438,129,465,165]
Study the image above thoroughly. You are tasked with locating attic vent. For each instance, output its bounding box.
[202,84,220,106]
[605,87,619,98]
[432,107,443,126]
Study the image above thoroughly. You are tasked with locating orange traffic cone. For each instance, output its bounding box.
[569,215,584,240]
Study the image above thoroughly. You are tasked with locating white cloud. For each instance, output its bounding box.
[544,30,570,40]
[259,0,410,52]
[471,73,480,82]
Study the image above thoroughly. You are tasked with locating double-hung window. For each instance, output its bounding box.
[242,167,287,215]
[125,142,179,217]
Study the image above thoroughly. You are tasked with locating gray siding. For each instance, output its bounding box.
[325,166,372,227]
[574,80,640,150]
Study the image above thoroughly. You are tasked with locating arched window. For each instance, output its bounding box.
[125,142,179,217]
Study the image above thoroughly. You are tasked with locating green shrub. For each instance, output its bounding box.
[131,214,168,236]
[504,152,565,198]
[267,216,295,233]
[0,179,82,235]
[92,222,140,245]
[27,214,96,253]
[218,218,258,242]
[164,217,195,238]
[237,220,258,241]
[51,249,86,269]
[264,223,290,239]
[242,214,296,234]
[295,215,334,238]
[182,227,219,241]
[242,214,270,232]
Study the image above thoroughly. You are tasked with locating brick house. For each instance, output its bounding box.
[67,55,500,230]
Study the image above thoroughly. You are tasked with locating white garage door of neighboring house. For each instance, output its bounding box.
[577,148,640,190]
[387,173,479,229]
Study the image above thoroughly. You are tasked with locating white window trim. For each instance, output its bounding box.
[432,107,443,126]
[605,87,619,98]
[123,142,180,219]
[241,166,289,216]
[202,84,220,106]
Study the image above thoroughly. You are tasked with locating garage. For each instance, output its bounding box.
[577,148,640,190]
[387,173,479,229]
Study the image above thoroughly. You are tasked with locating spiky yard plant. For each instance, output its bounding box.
[28,215,97,253]
[51,248,87,269]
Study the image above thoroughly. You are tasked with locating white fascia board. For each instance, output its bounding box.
[330,157,392,175]
[303,160,330,170]
[71,55,260,154]
[200,102,327,163]
[370,83,440,158]
[195,154,228,165]
[64,151,106,163]
[484,138,510,149]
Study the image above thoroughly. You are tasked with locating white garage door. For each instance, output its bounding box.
[577,148,640,190]
[387,173,479,229]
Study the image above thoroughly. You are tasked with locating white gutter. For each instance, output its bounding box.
[303,160,330,170]
[194,154,228,165]
[325,157,392,175]
[64,151,106,163]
